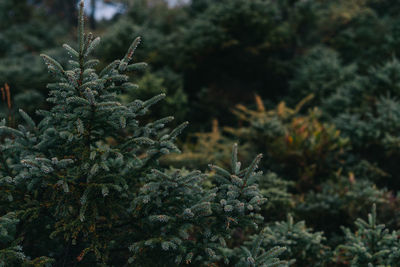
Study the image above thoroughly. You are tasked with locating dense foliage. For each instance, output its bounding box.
[0,2,287,265]
[3,0,400,266]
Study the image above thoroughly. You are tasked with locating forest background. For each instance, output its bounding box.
[3,0,400,265]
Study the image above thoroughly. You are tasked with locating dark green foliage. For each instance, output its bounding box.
[130,144,272,265]
[0,2,187,264]
[97,0,189,125]
[0,2,285,265]
[262,214,329,266]
[226,96,349,192]
[296,177,392,239]
[335,204,400,266]
[122,71,188,122]
[0,212,54,266]
[289,41,400,190]
[0,212,26,266]
[289,46,357,109]
[0,0,69,115]
[179,0,292,127]
[235,235,288,267]
[5,0,400,266]
[97,0,400,130]
[259,172,294,222]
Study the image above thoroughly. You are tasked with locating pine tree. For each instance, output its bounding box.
[335,204,400,266]
[129,143,287,266]
[226,94,348,192]
[296,176,392,242]
[262,214,329,266]
[0,0,185,264]
[235,235,288,267]
[0,1,285,265]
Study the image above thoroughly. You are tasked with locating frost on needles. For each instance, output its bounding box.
[0,1,287,266]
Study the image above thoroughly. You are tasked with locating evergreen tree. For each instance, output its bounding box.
[0,1,285,265]
[129,144,286,266]
[296,176,393,241]
[335,204,400,266]
[234,235,288,267]
[262,214,329,266]
[226,94,348,192]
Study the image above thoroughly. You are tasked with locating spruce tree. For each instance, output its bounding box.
[335,204,400,266]
[262,214,329,266]
[0,1,285,265]
[129,144,287,266]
